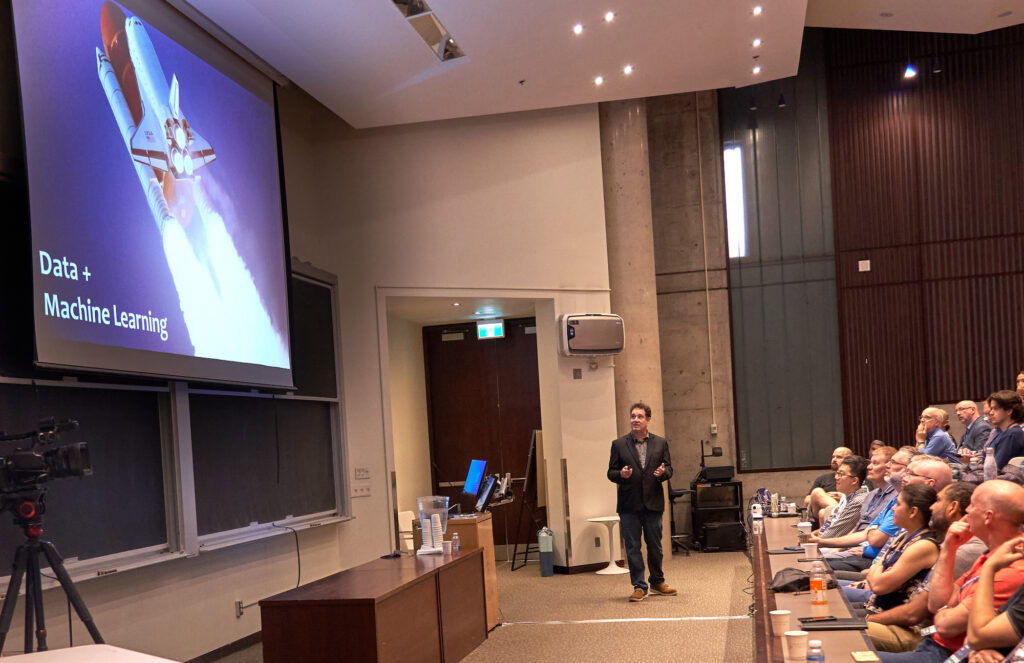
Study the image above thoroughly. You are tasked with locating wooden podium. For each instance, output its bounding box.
[446,513,499,631]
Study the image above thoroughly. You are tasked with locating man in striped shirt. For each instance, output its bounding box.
[816,454,871,538]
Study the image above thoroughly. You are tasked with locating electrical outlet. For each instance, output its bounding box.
[354,466,370,480]
[594,536,601,547]
[710,423,719,435]
[351,485,371,498]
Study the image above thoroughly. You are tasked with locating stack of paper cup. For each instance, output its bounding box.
[430,513,443,548]
[420,516,432,546]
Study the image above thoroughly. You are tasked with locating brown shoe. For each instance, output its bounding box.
[650,583,677,596]
[629,588,647,602]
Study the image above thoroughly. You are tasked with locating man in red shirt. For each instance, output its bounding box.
[877,480,1024,662]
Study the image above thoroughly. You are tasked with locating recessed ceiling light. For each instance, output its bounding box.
[752,65,761,74]
[452,302,461,307]
[753,38,762,48]
[573,23,583,35]
[474,310,481,315]
[753,5,763,15]
[594,75,604,85]
[604,11,615,22]
[623,64,633,75]
[880,11,894,17]
[998,10,1012,17]
[903,63,917,79]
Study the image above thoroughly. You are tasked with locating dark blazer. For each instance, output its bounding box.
[960,417,992,452]
[606,433,673,513]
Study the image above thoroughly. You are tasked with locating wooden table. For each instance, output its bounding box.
[753,517,875,662]
[0,645,178,661]
[260,548,487,663]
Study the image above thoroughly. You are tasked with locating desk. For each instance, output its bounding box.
[260,548,486,663]
[1,645,178,661]
[753,517,874,662]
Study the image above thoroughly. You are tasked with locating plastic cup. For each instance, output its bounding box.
[797,521,813,535]
[801,542,818,558]
[769,609,791,635]
[782,630,809,661]
[442,540,452,554]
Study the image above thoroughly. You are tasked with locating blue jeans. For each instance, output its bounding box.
[839,578,873,603]
[619,509,664,591]
[876,637,953,662]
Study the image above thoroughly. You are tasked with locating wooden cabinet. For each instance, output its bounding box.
[260,549,486,663]
[446,513,499,630]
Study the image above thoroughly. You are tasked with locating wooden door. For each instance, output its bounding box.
[423,317,543,546]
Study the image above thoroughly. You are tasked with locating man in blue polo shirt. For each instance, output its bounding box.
[810,448,914,572]
[917,407,960,463]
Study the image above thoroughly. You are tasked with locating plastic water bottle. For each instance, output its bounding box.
[451,532,461,552]
[807,639,825,661]
[809,560,828,606]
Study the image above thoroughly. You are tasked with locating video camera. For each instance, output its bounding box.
[0,418,92,495]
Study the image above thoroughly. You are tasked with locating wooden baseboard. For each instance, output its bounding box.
[185,632,261,663]
[553,560,625,575]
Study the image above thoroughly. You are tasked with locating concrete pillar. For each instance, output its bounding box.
[599,99,671,555]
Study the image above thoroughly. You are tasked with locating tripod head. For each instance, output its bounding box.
[1,486,47,540]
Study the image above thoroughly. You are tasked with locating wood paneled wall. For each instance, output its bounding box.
[826,26,1024,446]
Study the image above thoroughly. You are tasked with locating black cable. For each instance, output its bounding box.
[272,523,301,588]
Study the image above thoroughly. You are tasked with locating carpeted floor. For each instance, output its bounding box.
[212,548,755,663]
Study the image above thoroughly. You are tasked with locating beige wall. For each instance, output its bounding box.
[387,315,433,513]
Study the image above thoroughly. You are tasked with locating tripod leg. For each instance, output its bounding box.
[40,542,104,644]
[24,550,36,653]
[27,547,47,651]
[0,546,29,655]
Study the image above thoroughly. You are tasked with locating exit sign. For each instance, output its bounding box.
[477,320,505,339]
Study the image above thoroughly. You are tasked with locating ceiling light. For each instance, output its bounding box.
[753,38,762,48]
[573,23,583,35]
[594,75,604,85]
[997,11,1012,18]
[452,302,461,307]
[753,65,761,74]
[932,61,943,74]
[604,11,615,22]
[903,63,917,79]
[880,12,894,18]
[623,64,633,75]
[753,6,763,15]
[777,93,786,108]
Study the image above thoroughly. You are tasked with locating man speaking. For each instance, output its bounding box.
[606,402,677,602]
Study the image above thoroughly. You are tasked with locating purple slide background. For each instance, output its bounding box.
[13,0,289,362]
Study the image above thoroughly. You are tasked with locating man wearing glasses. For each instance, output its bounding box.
[917,407,960,463]
[810,448,914,572]
[816,455,871,538]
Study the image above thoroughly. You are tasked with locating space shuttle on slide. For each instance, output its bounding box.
[96,1,214,226]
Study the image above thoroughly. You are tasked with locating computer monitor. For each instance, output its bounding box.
[474,476,499,512]
[462,459,487,497]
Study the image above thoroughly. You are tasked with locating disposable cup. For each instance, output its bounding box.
[769,609,791,635]
[797,521,813,535]
[442,540,452,554]
[801,542,818,558]
[782,630,808,661]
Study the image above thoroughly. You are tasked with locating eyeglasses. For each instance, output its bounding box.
[903,469,933,482]
[888,460,907,468]
[834,472,854,479]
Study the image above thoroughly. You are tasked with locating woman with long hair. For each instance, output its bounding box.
[863,483,939,614]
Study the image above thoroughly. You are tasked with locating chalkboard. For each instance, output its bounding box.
[0,383,166,571]
[190,394,335,535]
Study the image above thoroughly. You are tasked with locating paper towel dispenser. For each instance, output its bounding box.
[560,313,625,356]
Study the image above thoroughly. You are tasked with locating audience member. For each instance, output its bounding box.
[805,446,853,523]
[870,439,886,455]
[877,480,1024,661]
[956,401,992,454]
[962,534,1024,661]
[980,391,1024,481]
[1016,371,1024,403]
[917,407,960,463]
[863,484,940,615]
[817,455,871,538]
[865,482,980,653]
[811,448,911,572]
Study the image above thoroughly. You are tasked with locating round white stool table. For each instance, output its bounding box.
[588,516,630,575]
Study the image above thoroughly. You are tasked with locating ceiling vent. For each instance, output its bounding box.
[392,0,465,61]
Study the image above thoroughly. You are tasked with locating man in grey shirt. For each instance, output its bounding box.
[817,454,870,538]
[955,400,992,454]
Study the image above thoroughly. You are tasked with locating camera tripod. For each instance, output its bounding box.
[0,491,103,654]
